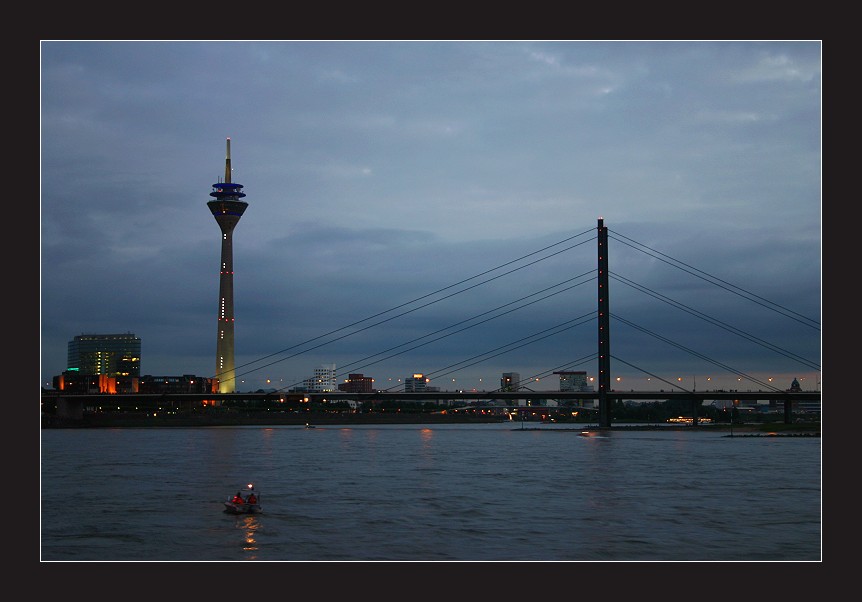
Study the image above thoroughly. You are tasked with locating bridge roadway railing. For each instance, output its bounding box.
[44,390,820,423]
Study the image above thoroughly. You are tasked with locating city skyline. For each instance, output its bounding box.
[40,41,821,393]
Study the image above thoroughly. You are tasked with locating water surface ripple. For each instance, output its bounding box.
[40,424,821,561]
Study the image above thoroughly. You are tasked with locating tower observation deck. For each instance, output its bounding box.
[207,138,248,393]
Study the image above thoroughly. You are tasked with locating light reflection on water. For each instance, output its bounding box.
[40,423,821,561]
[238,515,261,559]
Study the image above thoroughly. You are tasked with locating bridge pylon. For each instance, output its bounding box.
[597,218,611,427]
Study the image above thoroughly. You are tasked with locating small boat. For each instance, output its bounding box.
[224,483,262,514]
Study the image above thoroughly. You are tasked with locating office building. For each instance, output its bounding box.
[404,373,440,392]
[338,373,375,393]
[66,333,141,377]
[554,370,593,392]
[501,372,520,392]
[301,364,337,393]
[404,373,428,392]
[554,369,596,408]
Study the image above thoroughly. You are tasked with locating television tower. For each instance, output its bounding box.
[207,138,248,393]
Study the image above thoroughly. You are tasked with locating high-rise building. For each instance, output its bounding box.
[554,370,596,408]
[404,373,428,392]
[66,333,141,377]
[207,138,248,393]
[302,364,337,393]
[501,372,520,392]
[554,370,593,392]
[404,373,440,392]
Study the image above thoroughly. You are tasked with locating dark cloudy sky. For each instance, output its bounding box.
[40,40,821,394]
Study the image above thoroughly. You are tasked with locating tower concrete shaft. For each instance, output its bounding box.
[207,138,248,393]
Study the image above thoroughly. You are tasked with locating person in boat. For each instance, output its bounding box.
[232,492,244,504]
[247,492,257,504]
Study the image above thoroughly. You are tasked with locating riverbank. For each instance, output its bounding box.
[41,410,508,428]
[40,410,820,434]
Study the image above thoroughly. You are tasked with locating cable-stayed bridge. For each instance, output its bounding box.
[47,219,820,427]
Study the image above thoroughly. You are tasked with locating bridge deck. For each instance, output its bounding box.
[43,390,821,403]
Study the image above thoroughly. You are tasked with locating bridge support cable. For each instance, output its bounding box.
[231,232,597,382]
[597,218,612,427]
[608,230,820,331]
[374,315,596,392]
[329,274,596,380]
[270,276,596,393]
[610,356,698,393]
[277,311,595,395]
[507,353,598,392]
[610,273,820,371]
[611,316,788,393]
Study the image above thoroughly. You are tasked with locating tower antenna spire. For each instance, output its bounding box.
[224,137,232,184]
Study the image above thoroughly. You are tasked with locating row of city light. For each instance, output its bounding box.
[245,374,814,389]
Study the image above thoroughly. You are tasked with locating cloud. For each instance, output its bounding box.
[40,41,821,393]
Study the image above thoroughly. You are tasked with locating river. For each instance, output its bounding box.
[40,423,821,561]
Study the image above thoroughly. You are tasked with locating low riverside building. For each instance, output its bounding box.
[139,375,217,394]
[53,370,139,394]
[51,372,216,395]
